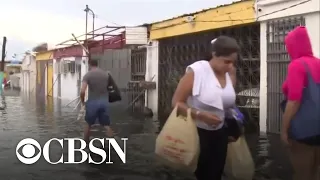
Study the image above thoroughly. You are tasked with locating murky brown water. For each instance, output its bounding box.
[0,91,292,180]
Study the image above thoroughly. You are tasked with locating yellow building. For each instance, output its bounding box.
[150,0,256,40]
[147,0,261,129]
[35,50,54,99]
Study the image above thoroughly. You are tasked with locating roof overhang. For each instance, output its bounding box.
[55,25,149,55]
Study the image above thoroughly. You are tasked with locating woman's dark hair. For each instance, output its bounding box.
[212,36,240,57]
[203,36,240,61]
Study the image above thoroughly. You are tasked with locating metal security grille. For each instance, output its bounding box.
[266,16,305,134]
[158,23,260,128]
[128,48,147,112]
[131,48,147,81]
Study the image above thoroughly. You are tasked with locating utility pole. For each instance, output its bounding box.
[83,5,95,101]
[1,37,7,71]
[84,5,95,60]
[84,5,89,52]
[84,5,95,41]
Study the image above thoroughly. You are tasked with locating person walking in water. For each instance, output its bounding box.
[281,26,320,180]
[80,59,114,144]
[172,36,240,180]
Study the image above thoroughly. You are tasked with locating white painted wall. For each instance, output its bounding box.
[257,0,320,132]
[256,0,319,21]
[259,23,268,133]
[20,54,36,94]
[53,58,62,100]
[52,57,84,102]
[9,73,21,89]
[61,73,77,101]
[145,41,159,115]
[305,13,320,58]
[21,71,30,92]
[53,59,58,98]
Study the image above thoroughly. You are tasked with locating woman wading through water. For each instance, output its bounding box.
[281,26,320,180]
[172,36,239,180]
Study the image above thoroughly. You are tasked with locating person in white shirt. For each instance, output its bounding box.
[172,36,239,180]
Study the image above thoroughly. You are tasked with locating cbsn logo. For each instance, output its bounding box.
[16,138,128,165]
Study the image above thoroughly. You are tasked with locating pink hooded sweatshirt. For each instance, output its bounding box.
[282,26,320,102]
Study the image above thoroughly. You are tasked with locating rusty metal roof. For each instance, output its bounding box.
[149,0,252,25]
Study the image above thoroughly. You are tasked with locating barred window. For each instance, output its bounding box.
[59,60,77,74]
[62,61,69,74]
[68,61,76,73]
[268,17,305,43]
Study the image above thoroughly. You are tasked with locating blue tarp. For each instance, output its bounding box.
[10,60,20,64]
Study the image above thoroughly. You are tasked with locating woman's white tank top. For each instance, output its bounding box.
[186,60,236,131]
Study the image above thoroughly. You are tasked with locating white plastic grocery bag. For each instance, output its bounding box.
[155,106,200,172]
[224,136,255,180]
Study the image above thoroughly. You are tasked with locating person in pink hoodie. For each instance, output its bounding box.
[282,26,320,180]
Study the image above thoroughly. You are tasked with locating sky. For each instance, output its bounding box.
[0,0,234,60]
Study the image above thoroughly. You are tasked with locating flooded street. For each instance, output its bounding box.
[0,92,292,180]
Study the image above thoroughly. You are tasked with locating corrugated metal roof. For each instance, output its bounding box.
[149,0,251,25]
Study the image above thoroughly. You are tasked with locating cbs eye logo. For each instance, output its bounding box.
[16,138,42,164]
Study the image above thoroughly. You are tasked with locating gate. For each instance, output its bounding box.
[91,47,147,113]
[266,16,305,134]
[91,49,131,107]
[128,48,147,112]
[131,48,147,81]
[158,23,260,128]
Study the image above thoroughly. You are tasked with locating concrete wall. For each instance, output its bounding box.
[91,49,131,89]
[52,59,60,99]
[145,41,159,115]
[9,73,21,90]
[53,57,84,102]
[21,54,37,95]
[257,0,320,132]
[256,0,319,21]
[90,49,131,108]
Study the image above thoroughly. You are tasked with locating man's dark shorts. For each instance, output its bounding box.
[85,99,110,126]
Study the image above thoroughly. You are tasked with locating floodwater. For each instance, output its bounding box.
[0,91,292,180]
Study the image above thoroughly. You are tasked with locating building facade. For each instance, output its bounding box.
[21,53,36,95]
[257,0,320,133]
[35,50,54,100]
[88,27,149,112]
[32,25,148,110]
[52,45,86,102]
[147,0,261,132]
[6,61,22,90]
